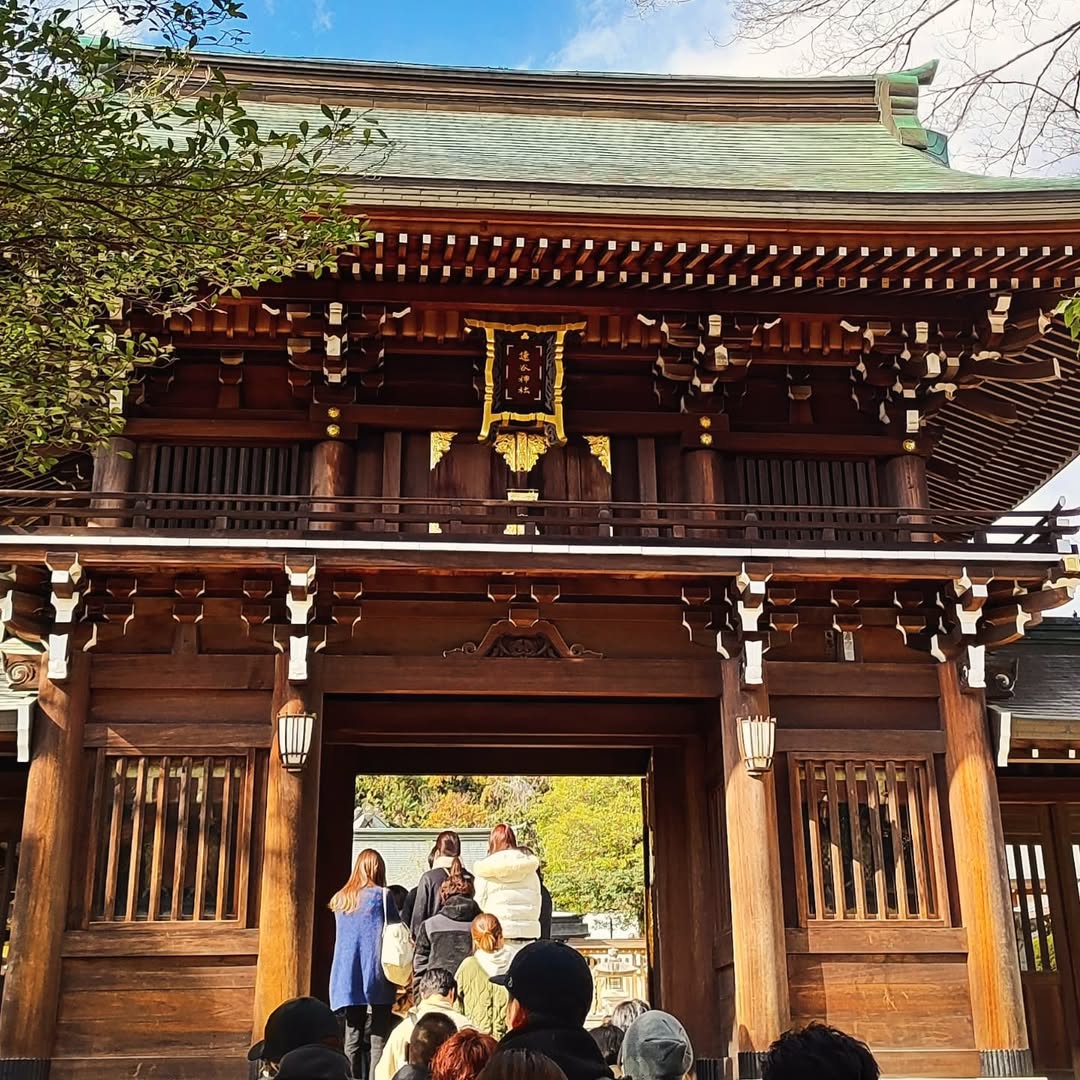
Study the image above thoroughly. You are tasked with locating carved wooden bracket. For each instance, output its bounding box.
[45,552,83,681]
[280,556,318,682]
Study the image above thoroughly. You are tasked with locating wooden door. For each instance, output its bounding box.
[1001,803,1080,1079]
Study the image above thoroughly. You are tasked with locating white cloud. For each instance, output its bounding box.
[312,0,333,33]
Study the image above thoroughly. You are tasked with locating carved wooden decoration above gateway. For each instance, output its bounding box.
[444,617,602,659]
[445,577,602,658]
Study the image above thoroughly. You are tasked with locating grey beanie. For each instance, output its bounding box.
[620,1011,694,1080]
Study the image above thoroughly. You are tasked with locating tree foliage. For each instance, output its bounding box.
[354,775,550,844]
[0,0,379,473]
[355,773,647,921]
[533,776,645,921]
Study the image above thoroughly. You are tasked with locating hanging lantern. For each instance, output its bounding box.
[278,711,316,772]
[737,714,777,778]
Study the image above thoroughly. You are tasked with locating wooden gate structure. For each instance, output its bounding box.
[0,51,1079,1080]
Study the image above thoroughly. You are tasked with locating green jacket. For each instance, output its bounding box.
[455,953,511,1039]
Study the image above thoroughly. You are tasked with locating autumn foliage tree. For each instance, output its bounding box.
[533,776,645,924]
[0,0,379,472]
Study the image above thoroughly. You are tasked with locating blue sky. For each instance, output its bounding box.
[226,0,746,75]
[243,0,581,69]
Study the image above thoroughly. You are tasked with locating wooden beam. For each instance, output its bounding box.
[90,655,275,690]
[0,651,89,1067]
[939,661,1031,1071]
[239,279,1000,320]
[320,656,720,699]
[768,662,940,698]
[124,412,920,454]
[719,656,790,1066]
[251,654,324,1041]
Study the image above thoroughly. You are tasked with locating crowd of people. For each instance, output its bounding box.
[249,824,883,1080]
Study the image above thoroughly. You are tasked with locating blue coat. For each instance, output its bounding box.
[329,886,399,1010]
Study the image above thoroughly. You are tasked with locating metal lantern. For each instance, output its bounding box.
[736,714,777,778]
[278,711,316,772]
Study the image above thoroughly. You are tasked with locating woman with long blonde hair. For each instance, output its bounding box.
[329,848,399,1078]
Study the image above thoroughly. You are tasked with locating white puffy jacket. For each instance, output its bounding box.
[473,848,542,940]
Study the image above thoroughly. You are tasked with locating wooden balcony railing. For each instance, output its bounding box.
[0,490,1075,552]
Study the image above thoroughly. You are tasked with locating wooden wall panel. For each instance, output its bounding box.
[772,696,941,730]
[52,956,254,1078]
[788,953,975,1054]
[89,690,271,726]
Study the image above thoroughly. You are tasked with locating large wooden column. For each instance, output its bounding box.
[883,452,930,542]
[310,439,355,532]
[719,657,789,1077]
[89,436,136,527]
[0,651,89,1078]
[940,661,1031,1076]
[252,654,324,1037]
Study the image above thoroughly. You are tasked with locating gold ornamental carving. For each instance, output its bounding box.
[494,432,548,475]
[583,435,611,475]
[430,431,457,471]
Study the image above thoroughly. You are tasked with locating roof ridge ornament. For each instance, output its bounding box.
[875,61,940,154]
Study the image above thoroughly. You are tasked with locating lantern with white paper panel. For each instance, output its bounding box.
[736,714,777,778]
[278,710,316,772]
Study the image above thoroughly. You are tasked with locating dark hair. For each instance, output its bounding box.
[611,999,649,1031]
[763,1024,879,1080]
[488,823,518,854]
[409,1013,459,1068]
[477,1050,568,1080]
[435,830,462,857]
[388,884,409,915]
[417,968,458,1001]
[440,857,475,903]
[589,1023,624,1066]
[431,1030,498,1080]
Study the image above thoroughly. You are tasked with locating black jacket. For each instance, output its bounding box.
[410,866,474,939]
[413,895,481,976]
[392,1066,429,1080]
[539,882,553,939]
[499,1019,615,1080]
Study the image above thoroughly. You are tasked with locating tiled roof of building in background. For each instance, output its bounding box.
[990,619,1080,723]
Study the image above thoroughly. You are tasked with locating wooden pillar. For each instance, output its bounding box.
[883,453,930,542]
[0,651,89,1077]
[940,661,1031,1077]
[252,653,324,1037]
[88,436,136,527]
[683,448,724,540]
[310,439,354,532]
[719,657,789,1077]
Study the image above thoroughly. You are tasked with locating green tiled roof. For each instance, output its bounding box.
[172,50,1080,218]
[242,101,1080,196]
